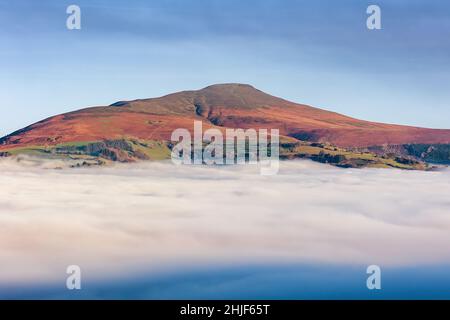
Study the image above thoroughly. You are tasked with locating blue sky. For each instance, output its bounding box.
[1,0,449,137]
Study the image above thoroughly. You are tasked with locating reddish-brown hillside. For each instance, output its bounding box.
[1,83,450,150]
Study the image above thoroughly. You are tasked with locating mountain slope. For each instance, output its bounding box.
[1,83,450,168]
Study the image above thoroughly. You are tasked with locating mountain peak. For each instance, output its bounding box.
[108,83,286,114]
[193,83,285,110]
[200,83,256,91]
[2,84,450,154]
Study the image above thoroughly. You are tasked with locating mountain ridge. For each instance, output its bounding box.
[1,83,450,169]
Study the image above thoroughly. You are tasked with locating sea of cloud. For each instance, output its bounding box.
[0,157,450,285]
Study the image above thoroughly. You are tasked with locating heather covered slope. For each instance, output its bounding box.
[2,83,450,149]
[1,83,450,168]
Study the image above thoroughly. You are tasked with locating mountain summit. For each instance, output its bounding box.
[1,83,450,168]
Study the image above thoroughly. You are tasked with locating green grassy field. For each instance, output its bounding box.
[0,137,430,170]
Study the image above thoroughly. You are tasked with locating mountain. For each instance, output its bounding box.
[1,83,450,169]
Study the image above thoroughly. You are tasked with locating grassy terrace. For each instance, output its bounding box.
[1,137,429,170]
[1,139,172,164]
[279,140,428,170]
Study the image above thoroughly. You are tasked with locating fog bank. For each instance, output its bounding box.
[1,159,450,284]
